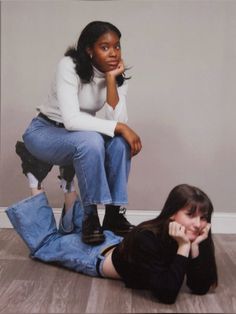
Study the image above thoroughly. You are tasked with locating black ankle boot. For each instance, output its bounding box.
[82,212,105,245]
[102,206,135,236]
[15,141,53,189]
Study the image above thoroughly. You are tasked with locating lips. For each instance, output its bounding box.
[188,229,199,235]
[187,229,199,239]
[107,61,119,67]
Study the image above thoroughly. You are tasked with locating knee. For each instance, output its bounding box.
[73,132,105,157]
[110,136,130,154]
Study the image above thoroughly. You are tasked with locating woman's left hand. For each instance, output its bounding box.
[191,223,211,258]
[192,223,211,245]
[106,60,125,78]
[105,60,126,109]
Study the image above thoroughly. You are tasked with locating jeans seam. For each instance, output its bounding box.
[72,140,112,206]
[74,153,90,204]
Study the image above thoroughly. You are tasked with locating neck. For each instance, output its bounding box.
[92,65,105,78]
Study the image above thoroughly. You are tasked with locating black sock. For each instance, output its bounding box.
[105,205,120,217]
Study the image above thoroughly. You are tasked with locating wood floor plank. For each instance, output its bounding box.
[177,292,223,313]
[0,228,28,260]
[0,259,31,283]
[0,279,51,313]
[85,277,132,313]
[44,275,92,313]
[131,288,177,313]
[99,279,132,313]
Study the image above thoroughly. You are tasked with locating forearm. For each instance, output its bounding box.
[106,73,119,109]
[114,122,142,157]
[190,243,200,258]
[186,241,216,294]
[114,122,126,135]
[151,255,188,304]
[186,257,213,294]
[63,111,117,137]
[177,243,191,258]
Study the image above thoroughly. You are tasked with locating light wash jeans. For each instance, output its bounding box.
[6,193,123,277]
[23,116,131,206]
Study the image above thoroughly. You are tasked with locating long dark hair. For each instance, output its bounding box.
[120,184,218,287]
[65,21,127,86]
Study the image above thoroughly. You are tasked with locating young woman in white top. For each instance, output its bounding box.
[16,21,142,245]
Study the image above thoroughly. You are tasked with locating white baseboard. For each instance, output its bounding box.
[0,207,235,234]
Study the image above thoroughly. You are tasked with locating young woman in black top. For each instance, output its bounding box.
[6,184,218,304]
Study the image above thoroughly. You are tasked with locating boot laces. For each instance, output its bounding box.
[119,207,127,215]
[118,207,130,224]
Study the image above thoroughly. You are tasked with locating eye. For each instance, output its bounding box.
[186,211,194,217]
[101,46,109,51]
[200,215,208,221]
[115,44,121,50]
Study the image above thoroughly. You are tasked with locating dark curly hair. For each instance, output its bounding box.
[65,21,128,86]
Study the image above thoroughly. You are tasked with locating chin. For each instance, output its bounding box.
[107,65,117,71]
[187,232,198,242]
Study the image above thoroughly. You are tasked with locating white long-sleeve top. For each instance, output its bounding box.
[37,56,128,137]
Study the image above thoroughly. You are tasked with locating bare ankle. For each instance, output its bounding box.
[31,187,44,196]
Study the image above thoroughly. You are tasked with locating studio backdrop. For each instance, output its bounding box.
[1,0,236,217]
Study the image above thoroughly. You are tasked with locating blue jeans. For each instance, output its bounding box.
[22,116,131,206]
[6,193,123,277]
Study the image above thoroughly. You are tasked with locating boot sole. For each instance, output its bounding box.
[103,228,134,236]
[82,234,105,245]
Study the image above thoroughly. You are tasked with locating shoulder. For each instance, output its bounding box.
[130,229,169,264]
[56,56,79,84]
[121,79,128,88]
[57,56,76,73]
[135,230,161,251]
[117,79,128,94]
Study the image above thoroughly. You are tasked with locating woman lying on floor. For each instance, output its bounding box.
[6,184,218,304]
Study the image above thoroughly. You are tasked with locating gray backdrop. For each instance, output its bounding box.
[1,0,236,212]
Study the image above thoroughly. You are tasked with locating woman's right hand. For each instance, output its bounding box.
[169,221,191,257]
[115,123,142,157]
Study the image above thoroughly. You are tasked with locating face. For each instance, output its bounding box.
[87,31,121,73]
[171,205,208,242]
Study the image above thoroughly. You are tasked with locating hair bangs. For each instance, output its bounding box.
[187,198,213,222]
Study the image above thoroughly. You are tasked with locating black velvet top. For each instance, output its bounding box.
[112,229,215,304]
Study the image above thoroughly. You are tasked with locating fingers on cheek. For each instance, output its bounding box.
[169,222,174,235]
[175,224,179,234]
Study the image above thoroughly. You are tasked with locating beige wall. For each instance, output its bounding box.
[1,0,236,212]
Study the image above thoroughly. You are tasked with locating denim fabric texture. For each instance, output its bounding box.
[22,117,131,206]
[6,193,123,277]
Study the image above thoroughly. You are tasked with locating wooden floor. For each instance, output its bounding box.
[0,229,236,313]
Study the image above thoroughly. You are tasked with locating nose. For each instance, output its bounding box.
[109,48,117,57]
[193,216,201,228]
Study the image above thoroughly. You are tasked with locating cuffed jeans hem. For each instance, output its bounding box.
[96,255,106,277]
[106,201,128,206]
[6,192,48,231]
[6,192,47,211]
[82,199,128,206]
[5,192,57,254]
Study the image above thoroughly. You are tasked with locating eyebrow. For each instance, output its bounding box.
[98,41,120,45]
